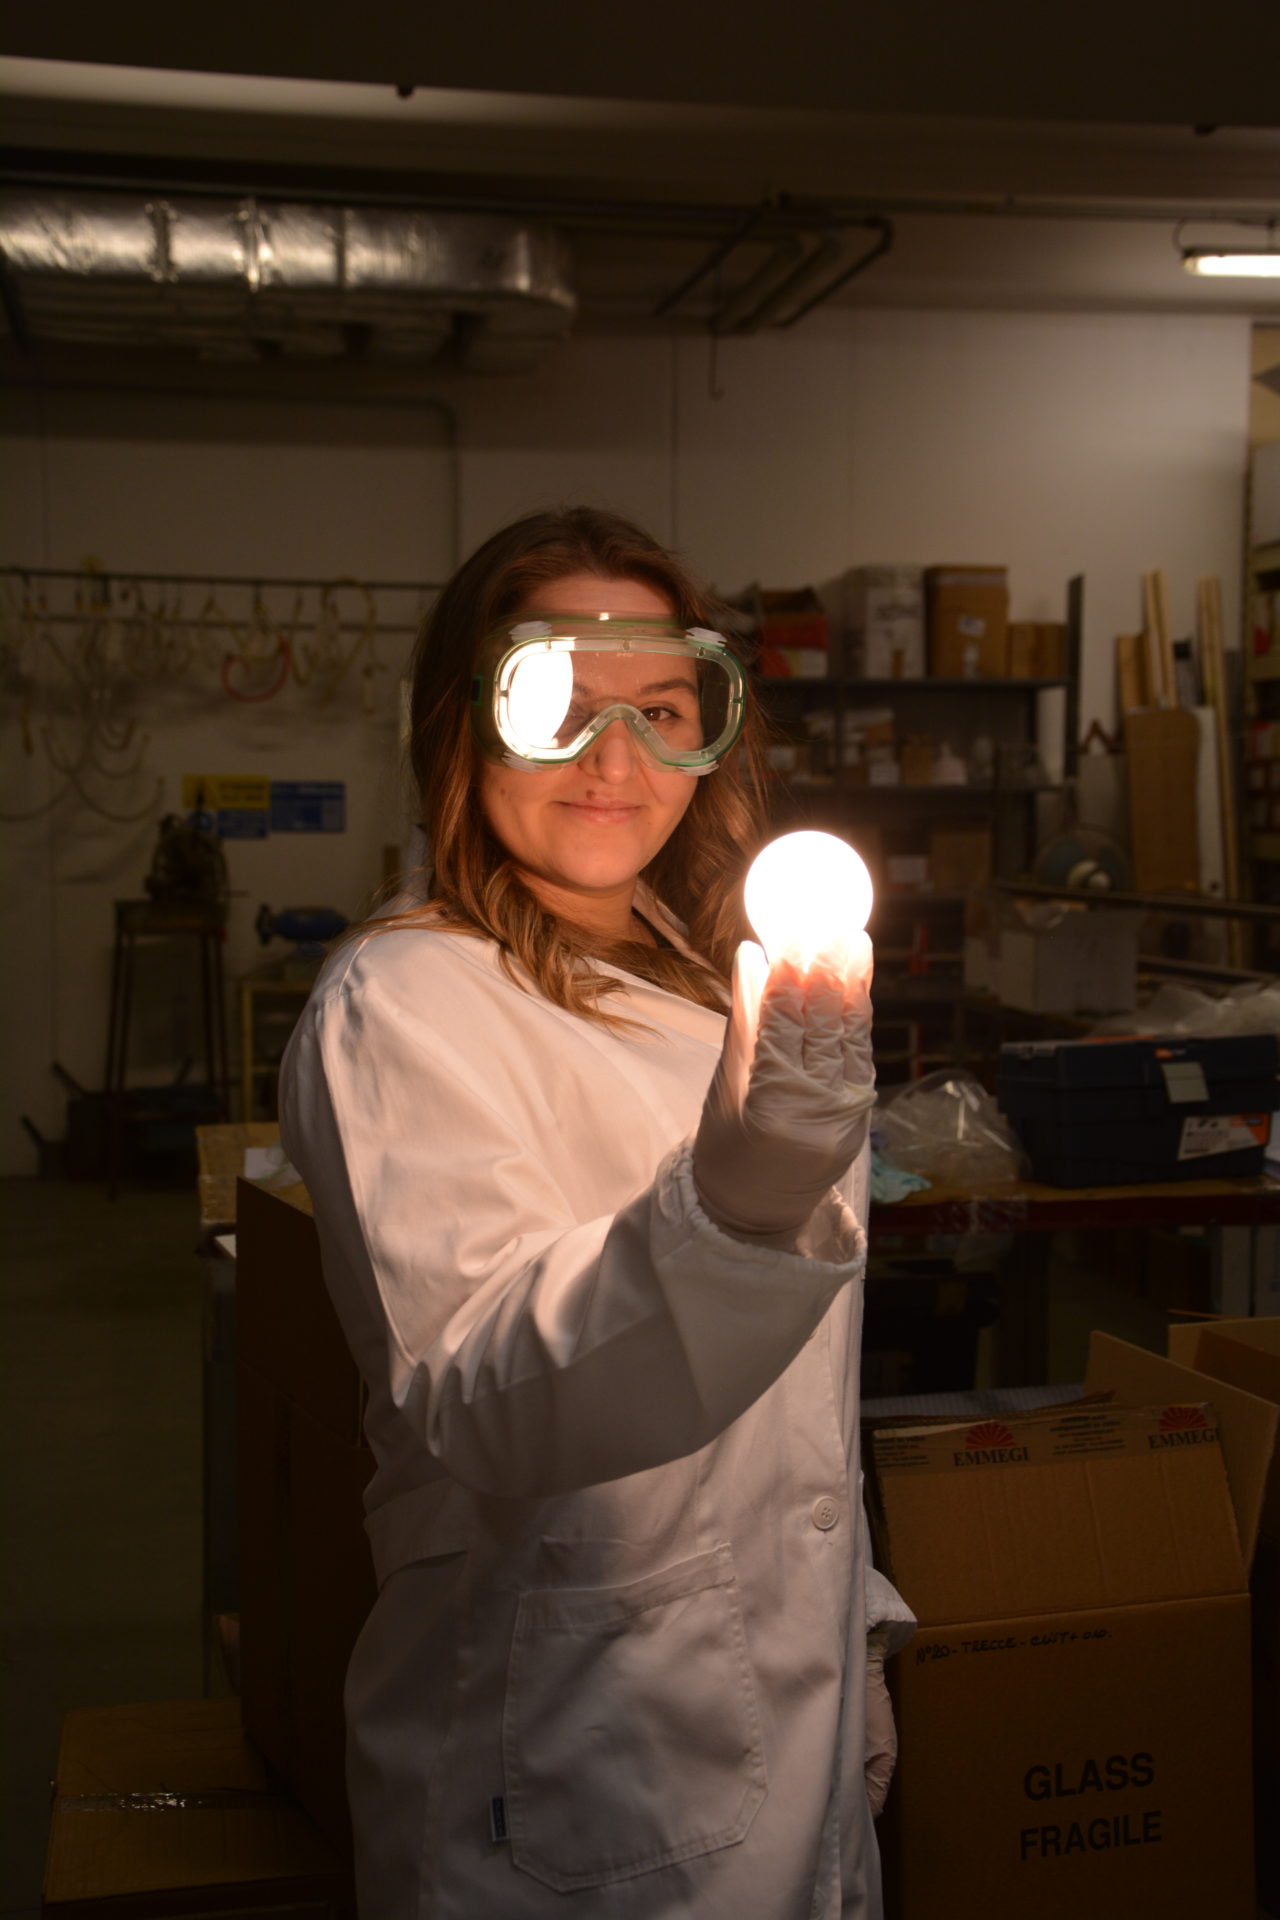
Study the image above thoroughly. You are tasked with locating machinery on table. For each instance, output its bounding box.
[97,816,232,1192]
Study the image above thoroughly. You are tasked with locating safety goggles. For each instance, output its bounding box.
[472,617,747,773]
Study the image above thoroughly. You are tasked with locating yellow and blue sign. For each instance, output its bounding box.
[183,775,346,838]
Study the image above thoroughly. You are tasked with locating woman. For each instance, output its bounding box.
[279,506,914,1919]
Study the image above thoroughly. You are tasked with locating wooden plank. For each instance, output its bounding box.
[1141,571,1167,706]
[1116,631,1146,712]
[1124,705,1201,891]
[1193,706,1227,900]
[1198,574,1244,966]
[1152,568,1177,707]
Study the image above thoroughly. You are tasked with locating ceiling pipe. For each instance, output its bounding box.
[778,217,894,326]
[0,187,576,365]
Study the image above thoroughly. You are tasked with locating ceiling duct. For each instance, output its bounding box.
[0,190,577,370]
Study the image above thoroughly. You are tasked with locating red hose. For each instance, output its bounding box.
[221,636,291,703]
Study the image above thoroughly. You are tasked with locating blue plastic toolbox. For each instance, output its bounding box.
[996,1032,1279,1188]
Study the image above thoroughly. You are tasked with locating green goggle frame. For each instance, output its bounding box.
[472,618,748,774]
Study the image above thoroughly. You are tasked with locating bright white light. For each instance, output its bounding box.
[1183,250,1280,279]
[507,649,573,746]
[744,830,874,968]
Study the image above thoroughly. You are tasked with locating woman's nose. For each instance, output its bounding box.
[580,716,640,780]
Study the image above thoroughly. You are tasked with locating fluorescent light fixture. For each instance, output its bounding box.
[1183,248,1280,278]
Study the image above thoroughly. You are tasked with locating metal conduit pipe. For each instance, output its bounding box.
[0,189,576,370]
[0,174,902,341]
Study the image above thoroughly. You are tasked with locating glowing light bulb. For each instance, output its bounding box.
[744,830,873,968]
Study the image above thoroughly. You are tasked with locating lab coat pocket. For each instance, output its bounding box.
[503,1541,766,1892]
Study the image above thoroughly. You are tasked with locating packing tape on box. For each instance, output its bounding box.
[60,1789,277,1812]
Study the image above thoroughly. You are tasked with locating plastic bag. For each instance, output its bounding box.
[1091,980,1280,1040]
[874,1070,1028,1187]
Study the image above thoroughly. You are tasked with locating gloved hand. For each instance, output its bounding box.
[692,933,876,1243]
[864,1625,898,1818]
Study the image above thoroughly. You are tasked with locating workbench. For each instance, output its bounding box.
[871,1171,1280,1382]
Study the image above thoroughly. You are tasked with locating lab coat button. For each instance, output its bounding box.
[811,1496,840,1531]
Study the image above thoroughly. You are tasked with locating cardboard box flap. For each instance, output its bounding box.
[1087,1330,1279,1571]
[1167,1318,1280,1547]
[45,1700,341,1908]
[872,1402,1244,1627]
[1169,1315,1280,1368]
[1196,1324,1280,1402]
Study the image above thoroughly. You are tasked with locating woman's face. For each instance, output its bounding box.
[476,572,699,930]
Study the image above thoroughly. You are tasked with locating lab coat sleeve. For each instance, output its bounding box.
[289,972,866,1498]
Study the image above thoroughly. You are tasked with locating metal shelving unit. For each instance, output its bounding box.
[756,577,1083,1084]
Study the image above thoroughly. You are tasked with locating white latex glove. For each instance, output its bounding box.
[864,1626,898,1819]
[692,933,876,1243]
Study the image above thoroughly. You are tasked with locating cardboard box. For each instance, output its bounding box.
[963,930,1000,994]
[886,854,931,892]
[926,565,1010,677]
[1165,1317,1280,1912]
[844,706,896,749]
[42,1698,346,1917]
[928,825,992,892]
[844,565,926,678]
[899,735,935,785]
[763,646,828,679]
[1007,621,1039,678]
[1036,622,1068,677]
[873,1331,1273,1920]
[196,1121,285,1231]
[995,909,1141,1018]
[1123,707,1201,894]
[236,1179,376,1856]
[751,586,830,676]
[1008,621,1068,679]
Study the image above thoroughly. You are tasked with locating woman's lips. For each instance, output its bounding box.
[558,800,641,823]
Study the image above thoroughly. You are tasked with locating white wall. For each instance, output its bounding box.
[0,309,1252,1170]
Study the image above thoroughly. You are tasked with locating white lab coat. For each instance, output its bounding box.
[279,890,914,1920]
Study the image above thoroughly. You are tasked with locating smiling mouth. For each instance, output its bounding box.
[560,800,641,818]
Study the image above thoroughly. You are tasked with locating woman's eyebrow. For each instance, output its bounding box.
[572,674,698,696]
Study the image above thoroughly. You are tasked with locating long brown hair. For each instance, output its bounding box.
[375,506,768,1019]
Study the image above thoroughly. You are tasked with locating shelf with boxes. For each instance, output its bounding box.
[753,567,1078,817]
[747,567,1082,1086]
[758,675,1076,891]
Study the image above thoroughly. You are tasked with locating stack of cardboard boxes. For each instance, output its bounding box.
[833,562,1066,681]
[871,1321,1280,1920]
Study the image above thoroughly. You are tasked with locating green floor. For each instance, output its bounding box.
[0,1178,205,1918]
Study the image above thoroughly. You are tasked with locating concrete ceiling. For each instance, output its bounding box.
[5,0,1280,128]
